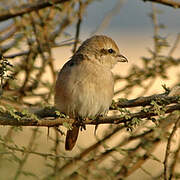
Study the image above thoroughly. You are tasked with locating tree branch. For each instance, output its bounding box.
[111,93,179,108]
[163,117,180,180]
[0,0,69,22]
[0,95,179,127]
[143,0,180,8]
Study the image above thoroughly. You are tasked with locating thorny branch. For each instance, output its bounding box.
[46,112,180,179]
[0,0,179,179]
[0,94,179,127]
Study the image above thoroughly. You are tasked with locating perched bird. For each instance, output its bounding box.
[55,35,128,150]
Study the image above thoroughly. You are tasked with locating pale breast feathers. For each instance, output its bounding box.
[55,54,114,118]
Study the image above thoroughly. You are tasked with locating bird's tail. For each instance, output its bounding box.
[65,126,79,150]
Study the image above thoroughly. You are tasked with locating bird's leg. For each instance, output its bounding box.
[77,117,87,131]
[94,115,103,135]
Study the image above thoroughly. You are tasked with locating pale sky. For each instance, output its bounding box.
[82,0,180,33]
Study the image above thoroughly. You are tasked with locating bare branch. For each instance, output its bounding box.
[163,117,180,180]
[0,27,17,43]
[111,94,180,108]
[168,33,180,56]
[169,138,180,179]
[72,1,83,53]
[0,0,69,22]
[3,51,29,58]
[92,0,125,35]
[143,0,180,8]
[1,142,67,159]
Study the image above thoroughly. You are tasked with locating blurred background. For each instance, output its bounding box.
[0,0,180,179]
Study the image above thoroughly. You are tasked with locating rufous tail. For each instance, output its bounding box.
[65,126,79,150]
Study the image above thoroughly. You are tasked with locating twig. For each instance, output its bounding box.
[53,130,61,174]
[116,137,160,178]
[46,125,125,179]
[151,3,159,56]
[168,33,180,57]
[0,27,17,43]
[2,142,68,159]
[169,137,180,179]
[0,0,69,22]
[14,128,38,179]
[3,40,76,59]
[143,0,180,8]
[0,23,15,34]
[3,51,30,59]
[72,1,83,53]
[0,34,24,53]
[92,0,125,35]
[163,117,180,180]
[60,112,180,180]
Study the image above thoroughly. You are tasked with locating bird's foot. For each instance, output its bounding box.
[78,117,87,131]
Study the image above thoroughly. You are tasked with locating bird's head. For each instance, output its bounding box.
[76,35,128,69]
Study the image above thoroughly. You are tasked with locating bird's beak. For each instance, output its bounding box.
[117,54,128,63]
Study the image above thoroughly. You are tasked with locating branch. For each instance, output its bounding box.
[168,33,180,56]
[3,40,76,59]
[99,104,180,124]
[143,0,180,8]
[92,0,125,35]
[0,0,69,22]
[72,1,83,53]
[0,95,179,127]
[111,93,179,108]
[0,91,179,127]
[163,117,180,180]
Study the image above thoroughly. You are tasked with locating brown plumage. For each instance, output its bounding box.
[54,35,128,150]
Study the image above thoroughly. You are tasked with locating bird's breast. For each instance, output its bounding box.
[55,60,114,118]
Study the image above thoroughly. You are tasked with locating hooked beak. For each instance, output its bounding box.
[117,54,128,63]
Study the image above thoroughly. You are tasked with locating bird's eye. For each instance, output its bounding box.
[108,48,114,53]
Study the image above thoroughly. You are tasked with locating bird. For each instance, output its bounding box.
[54,35,128,150]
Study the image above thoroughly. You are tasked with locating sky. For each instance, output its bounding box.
[0,0,179,36]
[0,0,179,62]
[81,0,180,34]
[67,0,180,61]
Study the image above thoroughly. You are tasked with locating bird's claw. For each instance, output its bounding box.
[77,117,87,131]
